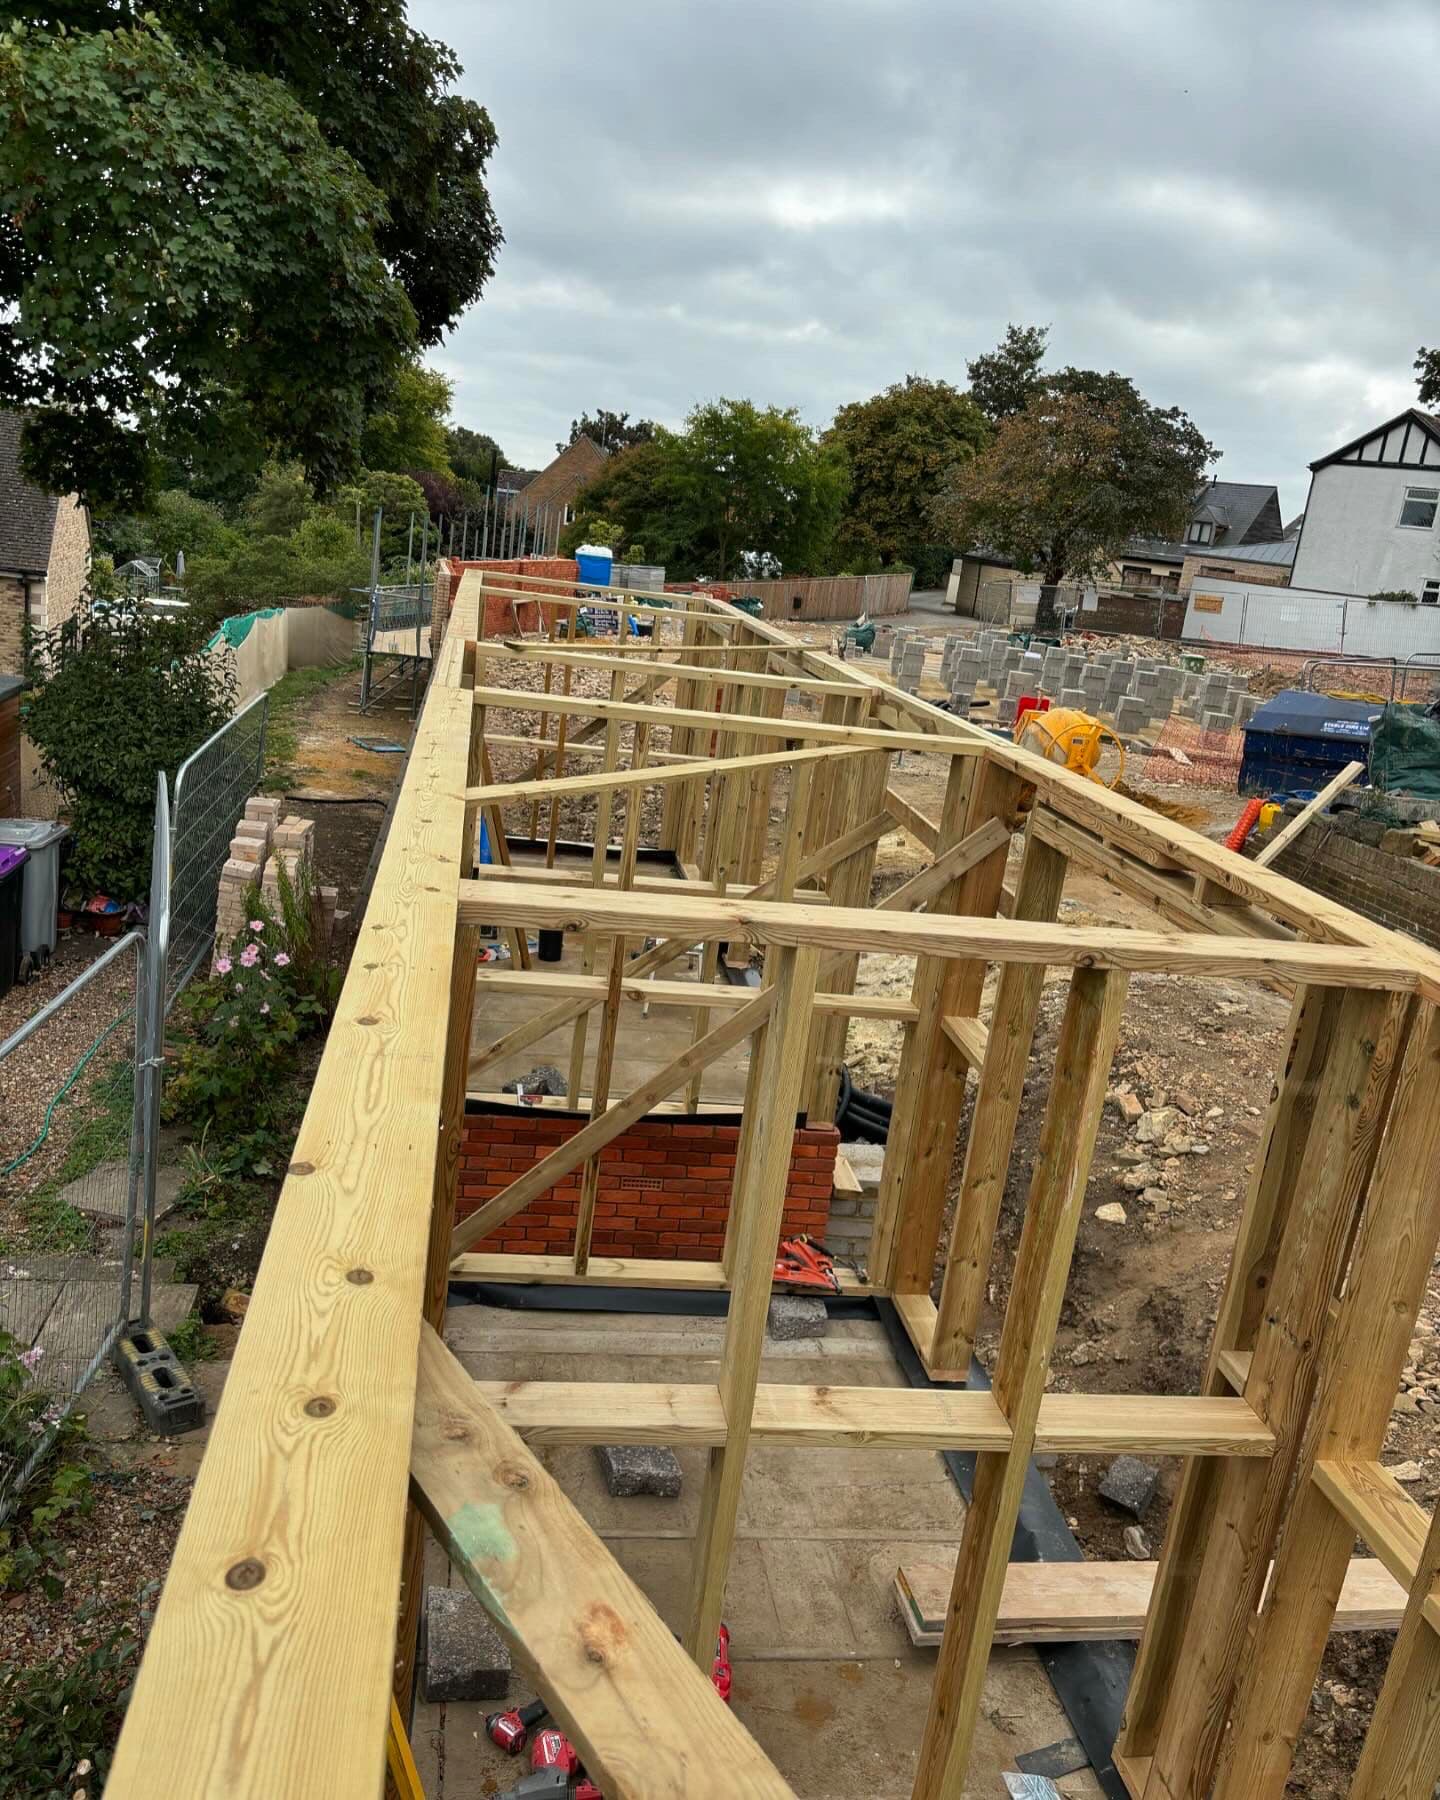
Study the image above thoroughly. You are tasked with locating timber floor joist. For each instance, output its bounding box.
[112,563,1440,1800]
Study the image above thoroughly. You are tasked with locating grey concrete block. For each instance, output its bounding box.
[767,1293,830,1340]
[1058,687,1087,708]
[998,696,1018,724]
[1202,709,1233,733]
[422,1587,511,1703]
[1098,1455,1161,1519]
[1115,697,1149,734]
[595,1443,683,1498]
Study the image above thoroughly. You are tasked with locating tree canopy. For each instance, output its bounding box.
[0,22,418,507]
[825,375,989,585]
[560,403,849,581]
[5,0,502,346]
[966,324,1050,423]
[1417,345,1440,409]
[446,424,506,486]
[360,360,454,475]
[929,379,1216,587]
[559,410,658,454]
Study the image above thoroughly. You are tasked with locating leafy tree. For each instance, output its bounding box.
[406,468,464,526]
[967,324,1050,423]
[669,400,848,579]
[8,1,502,347]
[24,596,236,897]
[826,375,990,586]
[559,410,657,454]
[446,424,506,486]
[930,382,1216,588]
[245,463,314,539]
[559,439,687,565]
[183,512,368,614]
[1417,345,1440,409]
[361,360,454,475]
[0,23,416,507]
[333,469,429,562]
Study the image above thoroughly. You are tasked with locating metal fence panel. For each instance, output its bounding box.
[0,929,145,1517]
[167,693,268,1005]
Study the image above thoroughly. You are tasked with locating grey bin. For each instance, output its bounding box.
[0,819,70,975]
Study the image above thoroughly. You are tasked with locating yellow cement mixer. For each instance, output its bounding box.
[1014,704,1126,788]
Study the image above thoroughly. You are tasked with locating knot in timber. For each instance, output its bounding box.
[442,1411,470,1443]
[346,1267,374,1286]
[288,1161,315,1177]
[357,1015,380,1026]
[304,1396,337,1419]
[579,1602,627,1666]
[225,1557,266,1592]
[496,1460,531,1492]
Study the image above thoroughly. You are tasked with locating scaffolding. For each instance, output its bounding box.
[107,565,1440,1799]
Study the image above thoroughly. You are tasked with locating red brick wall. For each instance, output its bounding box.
[432,557,579,648]
[458,1108,839,1259]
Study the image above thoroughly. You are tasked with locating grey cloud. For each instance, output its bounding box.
[417,0,1440,513]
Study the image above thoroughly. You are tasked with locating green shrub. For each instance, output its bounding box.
[22,595,235,899]
[0,1332,92,1599]
[0,1628,138,1798]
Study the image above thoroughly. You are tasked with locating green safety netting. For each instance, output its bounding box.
[205,606,285,652]
[1369,703,1440,800]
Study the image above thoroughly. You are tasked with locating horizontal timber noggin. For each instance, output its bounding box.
[107,560,1440,1800]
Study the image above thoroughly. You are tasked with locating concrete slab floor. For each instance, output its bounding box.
[414,1304,1108,1798]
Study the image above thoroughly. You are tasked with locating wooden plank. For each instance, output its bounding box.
[913,967,1128,1798]
[467,739,865,809]
[1349,1501,1440,1796]
[495,639,868,697]
[463,1381,1269,1456]
[1143,987,1394,1797]
[106,576,482,1800]
[450,989,778,1255]
[940,1013,988,1067]
[410,1324,792,1799]
[1253,759,1364,868]
[931,829,1069,1376]
[874,815,1012,917]
[470,685,985,758]
[471,967,918,1021]
[884,786,940,851]
[471,863,831,903]
[449,1251,873,1293]
[894,1557,1406,1650]
[686,947,818,1664]
[458,878,1420,990]
[1213,1004,1440,1797]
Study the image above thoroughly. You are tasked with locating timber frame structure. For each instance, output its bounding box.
[109,565,1440,1798]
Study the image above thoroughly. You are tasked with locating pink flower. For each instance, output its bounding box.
[239,944,260,968]
[274,952,291,967]
[250,919,264,933]
[215,957,232,975]
[18,1345,43,1372]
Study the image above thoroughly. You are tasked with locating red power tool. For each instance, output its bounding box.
[711,1621,733,1704]
[494,1774,600,1800]
[485,1697,549,1755]
[773,1235,840,1294]
[531,1729,580,1775]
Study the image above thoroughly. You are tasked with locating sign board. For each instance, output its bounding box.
[1193,593,1224,615]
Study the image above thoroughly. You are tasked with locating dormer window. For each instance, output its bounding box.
[1187,520,1214,545]
[1398,487,1439,530]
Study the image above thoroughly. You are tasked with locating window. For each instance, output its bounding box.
[1423,580,1440,606]
[563,504,575,525]
[1398,486,1439,530]
[1187,520,1214,545]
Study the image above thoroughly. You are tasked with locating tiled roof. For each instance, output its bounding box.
[0,413,58,576]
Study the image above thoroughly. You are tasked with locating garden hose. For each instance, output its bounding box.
[0,1007,134,1180]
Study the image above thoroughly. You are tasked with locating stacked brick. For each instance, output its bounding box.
[457,1110,839,1259]
[212,794,339,969]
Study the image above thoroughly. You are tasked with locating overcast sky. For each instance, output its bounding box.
[413,0,1439,519]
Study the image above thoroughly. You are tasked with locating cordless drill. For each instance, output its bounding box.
[485,1697,549,1755]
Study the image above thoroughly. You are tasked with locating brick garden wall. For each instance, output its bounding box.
[458,1106,840,1259]
[1272,824,1440,950]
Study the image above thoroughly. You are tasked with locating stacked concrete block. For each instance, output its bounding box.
[1004,670,1031,699]
[1080,665,1110,706]
[1202,709,1233,734]
[1115,696,1149,736]
[997,695,1018,724]
[1058,686,1087,709]
[1233,693,1258,726]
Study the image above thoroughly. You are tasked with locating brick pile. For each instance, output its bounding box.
[457,1109,839,1259]
[212,794,339,968]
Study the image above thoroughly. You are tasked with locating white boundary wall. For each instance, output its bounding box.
[1182,579,1440,660]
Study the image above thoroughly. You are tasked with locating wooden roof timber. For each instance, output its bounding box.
[457,877,1420,992]
[467,739,868,808]
[495,639,867,697]
[701,593,1440,989]
[470,684,982,758]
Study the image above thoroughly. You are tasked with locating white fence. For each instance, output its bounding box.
[1182,580,1440,660]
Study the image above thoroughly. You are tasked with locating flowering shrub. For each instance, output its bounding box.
[168,914,326,1137]
[0,1331,92,1596]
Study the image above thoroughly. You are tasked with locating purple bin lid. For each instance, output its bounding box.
[0,844,28,882]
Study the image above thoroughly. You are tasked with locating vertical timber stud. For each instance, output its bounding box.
[1115,983,1345,1772]
[566,669,626,1104]
[929,827,1069,1377]
[686,944,819,1665]
[1141,986,1393,1799]
[1213,1000,1437,1798]
[874,755,1021,1296]
[393,924,480,1717]
[912,967,1128,1799]
[1349,1498,1440,1798]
